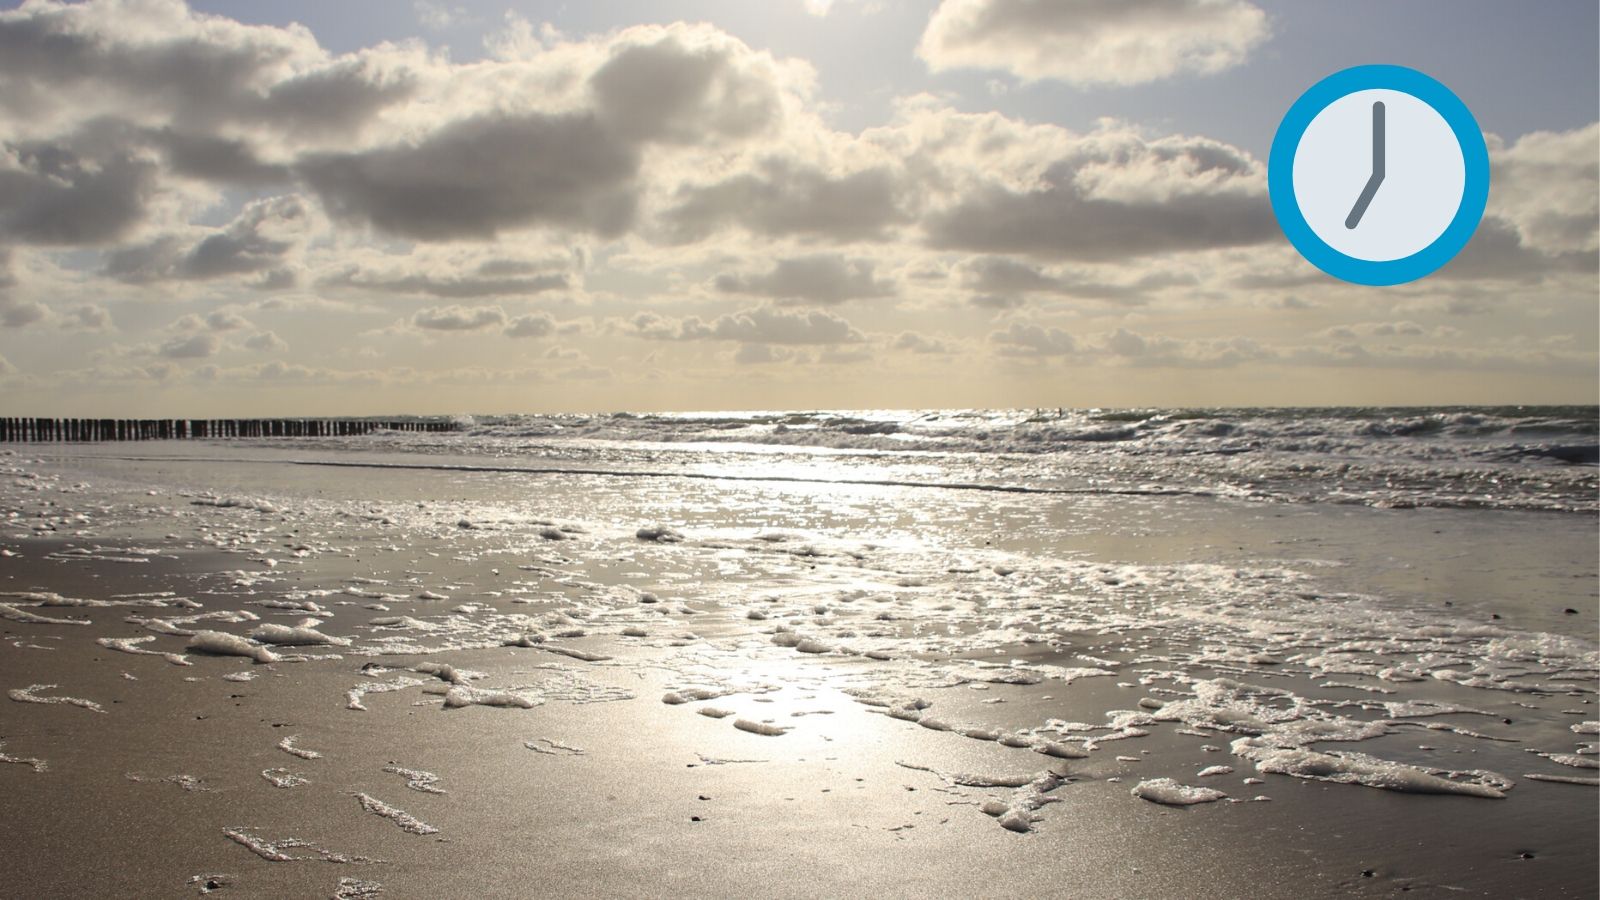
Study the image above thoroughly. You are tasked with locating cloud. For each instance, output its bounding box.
[590,25,784,145]
[243,330,288,351]
[1426,126,1600,283]
[631,306,865,344]
[0,0,410,139]
[959,255,1188,303]
[103,195,311,282]
[167,310,252,333]
[1488,124,1599,256]
[1095,328,1268,367]
[154,128,292,185]
[505,312,556,338]
[922,124,1273,260]
[0,351,13,374]
[186,196,311,279]
[893,331,950,354]
[918,0,1269,87]
[660,158,910,243]
[713,255,894,304]
[990,321,1076,356]
[319,259,570,299]
[969,293,1025,310]
[299,113,640,241]
[412,305,507,331]
[1314,321,1426,341]
[0,142,158,245]
[1,249,44,327]
[158,332,220,359]
[0,296,46,327]
[62,303,111,330]
[204,310,251,331]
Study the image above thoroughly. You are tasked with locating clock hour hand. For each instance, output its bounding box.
[1344,101,1385,229]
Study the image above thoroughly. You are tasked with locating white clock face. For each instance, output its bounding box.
[1291,89,1466,262]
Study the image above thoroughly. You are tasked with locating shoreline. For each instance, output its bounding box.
[1,445,1595,898]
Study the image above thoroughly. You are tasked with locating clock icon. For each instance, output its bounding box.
[1269,65,1490,286]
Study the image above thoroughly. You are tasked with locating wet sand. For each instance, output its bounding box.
[1,445,1595,898]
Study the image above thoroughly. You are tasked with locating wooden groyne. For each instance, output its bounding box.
[0,418,460,443]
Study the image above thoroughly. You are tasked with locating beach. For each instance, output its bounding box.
[1,408,1596,898]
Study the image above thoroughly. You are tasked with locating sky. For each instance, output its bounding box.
[0,0,1594,416]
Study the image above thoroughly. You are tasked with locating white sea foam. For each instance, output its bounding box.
[261,767,308,788]
[97,635,191,665]
[1524,773,1600,786]
[0,602,91,625]
[223,828,374,863]
[1231,738,1509,798]
[8,683,106,713]
[733,718,791,736]
[278,735,324,760]
[525,738,586,756]
[187,630,281,663]
[127,772,212,792]
[414,662,476,685]
[636,525,685,543]
[192,496,280,514]
[334,877,385,899]
[442,686,541,709]
[383,765,446,794]
[539,645,612,662]
[0,738,47,772]
[353,793,439,834]
[1132,778,1227,806]
[346,676,426,711]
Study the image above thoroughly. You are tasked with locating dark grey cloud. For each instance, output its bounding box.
[918,0,1268,86]
[158,332,220,359]
[990,321,1076,356]
[0,142,157,245]
[0,6,410,136]
[713,255,894,305]
[968,293,1025,310]
[1435,216,1598,282]
[926,148,1274,261]
[591,29,779,144]
[961,256,1190,306]
[0,296,46,328]
[505,312,556,338]
[320,261,570,299]
[893,331,950,354]
[298,113,640,241]
[103,195,308,282]
[412,305,507,332]
[155,128,290,185]
[1230,269,1323,291]
[185,195,308,279]
[260,60,415,140]
[1099,328,1267,368]
[632,306,864,344]
[204,310,251,332]
[61,303,111,331]
[661,158,911,243]
[243,330,288,351]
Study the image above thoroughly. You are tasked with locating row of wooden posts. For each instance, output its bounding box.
[0,418,460,442]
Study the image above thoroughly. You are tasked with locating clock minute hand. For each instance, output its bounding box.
[1345,101,1385,229]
